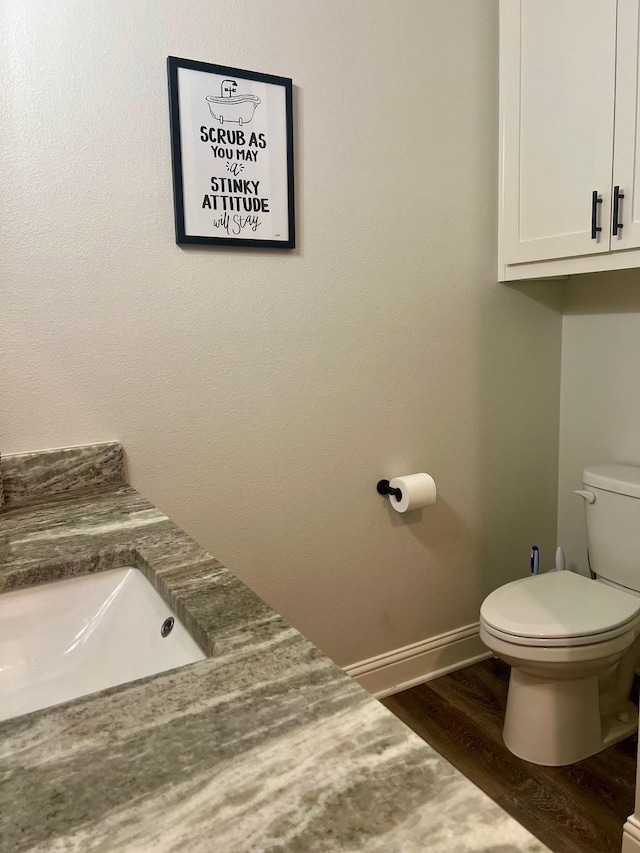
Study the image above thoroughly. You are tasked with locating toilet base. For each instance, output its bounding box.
[503,668,637,766]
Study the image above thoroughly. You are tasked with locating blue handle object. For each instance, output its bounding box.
[530,546,540,575]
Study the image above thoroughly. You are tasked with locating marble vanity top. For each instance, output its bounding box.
[0,444,548,853]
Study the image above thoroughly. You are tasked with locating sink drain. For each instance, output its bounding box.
[161,617,174,638]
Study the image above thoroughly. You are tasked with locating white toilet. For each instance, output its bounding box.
[480,464,640,767]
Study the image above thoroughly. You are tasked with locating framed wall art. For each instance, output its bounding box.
[167,56,295,248]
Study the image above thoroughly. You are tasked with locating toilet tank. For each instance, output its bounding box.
[581,464,640,592]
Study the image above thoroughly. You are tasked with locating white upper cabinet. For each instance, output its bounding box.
[501,0,617,266]
[612,0,640,251]
[499,0,640,280]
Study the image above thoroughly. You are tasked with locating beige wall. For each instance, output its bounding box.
[0,0,563,667]
[558,270,640,575]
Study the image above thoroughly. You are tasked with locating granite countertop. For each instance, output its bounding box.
[0,443,549,853]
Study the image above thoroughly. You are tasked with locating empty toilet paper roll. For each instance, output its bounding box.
[388,473,437,513]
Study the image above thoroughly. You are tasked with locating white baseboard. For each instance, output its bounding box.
[622,816,640,853]
[344,623,491,698]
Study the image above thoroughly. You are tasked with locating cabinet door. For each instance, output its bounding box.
[501,0,616,265]
[612,0,640,251]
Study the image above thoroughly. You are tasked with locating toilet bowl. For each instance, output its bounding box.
[480,570,640,766]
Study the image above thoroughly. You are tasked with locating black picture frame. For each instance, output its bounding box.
[167,56,295,249]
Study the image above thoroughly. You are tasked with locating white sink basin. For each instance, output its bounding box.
[0,567,206,722]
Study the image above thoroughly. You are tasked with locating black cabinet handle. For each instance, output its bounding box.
[591,190,603,240]
[613,185,625,236]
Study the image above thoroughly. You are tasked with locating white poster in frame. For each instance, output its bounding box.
[167,56,295,248]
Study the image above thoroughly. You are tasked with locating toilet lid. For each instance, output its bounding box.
[481,571,640,640]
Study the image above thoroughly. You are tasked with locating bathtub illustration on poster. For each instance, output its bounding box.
[206,79,261,126]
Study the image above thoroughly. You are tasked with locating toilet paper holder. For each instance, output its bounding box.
[376,480,402,502]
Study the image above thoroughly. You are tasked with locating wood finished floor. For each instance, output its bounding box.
[381,658,638,853]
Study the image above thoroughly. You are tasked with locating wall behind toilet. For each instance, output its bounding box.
[558,270,640,575]
[0,0,563,670]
